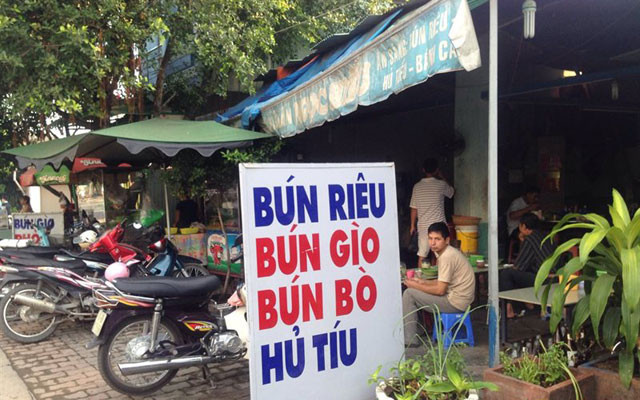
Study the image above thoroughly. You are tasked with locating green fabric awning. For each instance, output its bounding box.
[3,118,274,169]
[92,118,271,143]
[3,134,87,165]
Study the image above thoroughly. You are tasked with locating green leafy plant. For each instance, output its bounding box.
[499,342,583,399]
[534,189,640,387]
[369,306,498,399]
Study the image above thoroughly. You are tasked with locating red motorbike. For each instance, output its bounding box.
[55,223,209,278]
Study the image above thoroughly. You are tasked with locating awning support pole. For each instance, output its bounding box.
[488,0,500,367]
[164,181,172,240]
[13,169,26,195]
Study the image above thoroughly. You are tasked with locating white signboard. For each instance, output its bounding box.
[240,163,404,400]
[12,212,65,244]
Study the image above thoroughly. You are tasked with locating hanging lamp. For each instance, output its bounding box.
[522,0,537,39]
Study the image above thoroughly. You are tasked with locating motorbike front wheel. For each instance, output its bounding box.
[0,283,59,343]
[97,315,182,396]
[174,263,210,278]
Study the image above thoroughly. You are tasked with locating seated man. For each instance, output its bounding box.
[402,222,475,346]
[500,213,555,318]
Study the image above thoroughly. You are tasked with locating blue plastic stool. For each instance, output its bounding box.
[432,312,475,349]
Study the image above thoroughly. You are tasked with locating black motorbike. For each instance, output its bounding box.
[0,234,208,344]
[89,274,246,396]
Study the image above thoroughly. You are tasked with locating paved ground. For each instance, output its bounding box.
[0,320,249,400]
[0,305,550,400]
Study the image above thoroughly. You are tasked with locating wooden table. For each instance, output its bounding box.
[498,283,583,343]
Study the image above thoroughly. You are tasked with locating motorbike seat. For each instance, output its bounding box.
[6,256,87,271]
[60,249,113,263]
[0,247,60,259]
[113,275,221,298]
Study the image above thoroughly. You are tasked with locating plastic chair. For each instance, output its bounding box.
[432,312,475,349]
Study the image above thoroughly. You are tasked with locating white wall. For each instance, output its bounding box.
[26,185,72,213]
[454,34,489,221]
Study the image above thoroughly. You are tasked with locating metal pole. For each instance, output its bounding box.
[164,182,172,240]
[488,0,500,366]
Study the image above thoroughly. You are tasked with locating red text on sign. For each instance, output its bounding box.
[329,227,380,267]
[334,275,377,316]
[257,283,324,330]
[256,233,321,278]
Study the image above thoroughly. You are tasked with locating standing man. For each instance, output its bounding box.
[174,191,198,228]
[409,158,455,267]
[505,186,540,261]
[403,222,475,346]
[19,195,33,213]
[0,195,10,212]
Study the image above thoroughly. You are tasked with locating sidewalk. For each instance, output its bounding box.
[0,347,33,400]
[0,321,250,400]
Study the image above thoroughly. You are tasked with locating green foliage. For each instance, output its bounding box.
[499,342,583,400]
[271,0,398,65]
[535,189,640,387]
[0,0,166,132]
[369,306,497,399]
[500,343,569,387]
[1,0,398,138]
[162,138,283,200]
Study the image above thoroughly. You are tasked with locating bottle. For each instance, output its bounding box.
[511,345,519,359]
[525,339,533,355]
[532,335,542,356]
[566,332,576,367]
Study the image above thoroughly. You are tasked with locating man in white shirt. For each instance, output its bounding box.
[409,158,455,267]
[505,186,540,260]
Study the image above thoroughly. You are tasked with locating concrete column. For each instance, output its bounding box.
[454,35,489,222]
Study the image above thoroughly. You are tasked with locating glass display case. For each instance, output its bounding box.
[75,170,106,223]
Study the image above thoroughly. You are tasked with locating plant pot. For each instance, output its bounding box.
[375,382,479,400]
[578,362,640,400]
[482,365,596,400]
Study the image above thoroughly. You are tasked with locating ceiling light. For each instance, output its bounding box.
[611,80,619,101]
[522,0,537,39]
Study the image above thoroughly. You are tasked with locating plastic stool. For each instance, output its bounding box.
[432,312,475,349]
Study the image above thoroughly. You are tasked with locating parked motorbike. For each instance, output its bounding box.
[0,260,108,343]
[89,275,247,396]
[64,222,209,278]
[0,233,208,344]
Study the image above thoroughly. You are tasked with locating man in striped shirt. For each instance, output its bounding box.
[499,213,555,318]
[409,158,455,267]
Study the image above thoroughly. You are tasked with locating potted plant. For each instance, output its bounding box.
[534,189,640,389]
[483,342,594,400]
[369,307,498,399]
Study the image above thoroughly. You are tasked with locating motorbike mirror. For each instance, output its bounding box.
[232,234,243,248]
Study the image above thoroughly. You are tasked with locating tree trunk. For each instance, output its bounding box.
[39,113,51,140]
[153,39,172,116]
[126,48,137,122]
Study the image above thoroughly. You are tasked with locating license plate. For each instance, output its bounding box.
[92,310,108,336]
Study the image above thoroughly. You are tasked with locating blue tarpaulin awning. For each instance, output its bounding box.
[217,0,481,138]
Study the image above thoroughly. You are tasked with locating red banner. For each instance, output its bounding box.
[72,157,106,173]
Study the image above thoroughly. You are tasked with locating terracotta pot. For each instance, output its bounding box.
[577,364,640,400]
[482,365,596,400]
